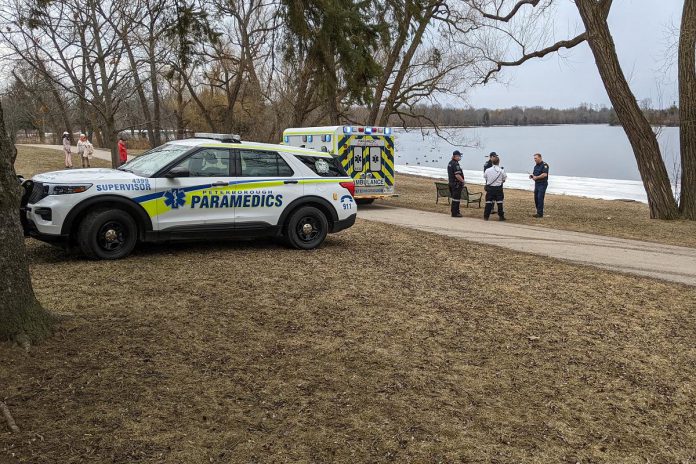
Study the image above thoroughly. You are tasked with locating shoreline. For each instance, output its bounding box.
[395,165,650,203]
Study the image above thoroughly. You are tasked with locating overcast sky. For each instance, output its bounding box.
[464,0,682,110]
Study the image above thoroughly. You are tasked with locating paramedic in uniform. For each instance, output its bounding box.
[483,153,507,221]
[447,150,465,217]
[530,153,549,218]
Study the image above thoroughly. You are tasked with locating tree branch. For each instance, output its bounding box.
[482,32,587,83]
[482,0,541,22]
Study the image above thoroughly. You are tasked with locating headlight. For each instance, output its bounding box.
[49,184,93,195]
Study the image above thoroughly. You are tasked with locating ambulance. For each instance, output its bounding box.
[282,126,396,204]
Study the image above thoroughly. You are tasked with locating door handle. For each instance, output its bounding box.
[211,181,228,187]
[284,180,298,184]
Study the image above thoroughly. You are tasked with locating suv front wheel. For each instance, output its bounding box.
[78,208,138,259]
[285,206,329,250]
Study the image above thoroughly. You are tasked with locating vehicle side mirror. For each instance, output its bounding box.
[165,166,189,178]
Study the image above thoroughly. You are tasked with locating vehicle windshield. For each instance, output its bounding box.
[118,143,192,177]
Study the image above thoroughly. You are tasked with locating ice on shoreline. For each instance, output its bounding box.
[395,165,650,203]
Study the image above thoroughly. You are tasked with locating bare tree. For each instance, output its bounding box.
[476,0,682,220]
[0,0,138,166]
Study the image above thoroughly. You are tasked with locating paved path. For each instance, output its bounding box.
[19,144,134,162]
[360,205,696,286]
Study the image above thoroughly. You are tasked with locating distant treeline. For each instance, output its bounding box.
[365,104,681,128]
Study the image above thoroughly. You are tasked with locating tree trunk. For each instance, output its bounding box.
[367,7,414,125]
[377,8,433,127]
[122,32,157,148]
[0,102,53,344]
[291,64,314,127]
[679,0,696,219]
[176,75,185,140]
[576,0,680,219]
[148,39,163,147]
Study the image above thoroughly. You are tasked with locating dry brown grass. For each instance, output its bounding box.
[2,145,695,462]
[389,174,696,248]
[1,223,695,463]
[14,147,112,178]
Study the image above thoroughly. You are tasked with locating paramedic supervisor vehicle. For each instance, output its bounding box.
[20,134,357,259]
[282,126,396,204]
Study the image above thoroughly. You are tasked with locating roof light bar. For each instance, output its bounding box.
[194,133,241,143]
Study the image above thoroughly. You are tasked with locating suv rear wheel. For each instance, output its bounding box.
[285,206,329,250]
[78,208,138,259]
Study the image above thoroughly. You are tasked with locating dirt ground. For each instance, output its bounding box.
[2,146,695,462]
[389,173,696,249]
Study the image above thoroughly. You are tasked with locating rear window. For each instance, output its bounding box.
[296,155,347,177]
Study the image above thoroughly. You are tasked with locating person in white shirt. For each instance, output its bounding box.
[76,133,94,168]
[483,153,507,221]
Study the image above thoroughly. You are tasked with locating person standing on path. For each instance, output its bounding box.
[77,133,94,168]
[484,151,497,214]
[62,132,73,169]
[483,153,507,221]
[118,136,128,166]
[530,153,549,218]
[447,150,465,217]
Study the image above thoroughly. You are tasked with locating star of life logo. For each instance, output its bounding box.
[164,188,186,209]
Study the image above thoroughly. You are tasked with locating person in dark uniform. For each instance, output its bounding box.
[483,153,507,221]
[530,153,549,218]
[447,150,465,217]
[483,151,495,172]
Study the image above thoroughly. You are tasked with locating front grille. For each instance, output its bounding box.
[28,182,48,204]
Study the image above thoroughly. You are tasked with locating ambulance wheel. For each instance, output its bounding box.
[356,198,374,205]
[286,206,328,250]
[78,208,137,260]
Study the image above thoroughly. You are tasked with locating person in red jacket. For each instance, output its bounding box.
[118,136,128,166]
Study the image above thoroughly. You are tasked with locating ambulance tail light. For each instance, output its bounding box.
[339,181,355,197]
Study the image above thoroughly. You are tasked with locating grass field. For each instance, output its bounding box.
[390,173,696,248]
[2,146,695,462]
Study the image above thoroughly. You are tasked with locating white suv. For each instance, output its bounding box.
[21,134,357,259]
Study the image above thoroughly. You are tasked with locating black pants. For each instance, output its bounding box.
[534,182,547,216]
[484,186,504,219]
[450,183,463,215]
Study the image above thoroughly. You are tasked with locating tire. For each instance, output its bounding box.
[356,198,375,205]
[77,208,138,259]
[285,206,329,250]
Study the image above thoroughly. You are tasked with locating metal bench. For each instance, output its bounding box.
[434,182,482,208]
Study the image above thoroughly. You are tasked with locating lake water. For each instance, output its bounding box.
[393,124,681,203]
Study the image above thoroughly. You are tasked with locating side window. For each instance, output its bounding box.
[239,150,294,177]
[173,148,231,177]
[295,155,347,177]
